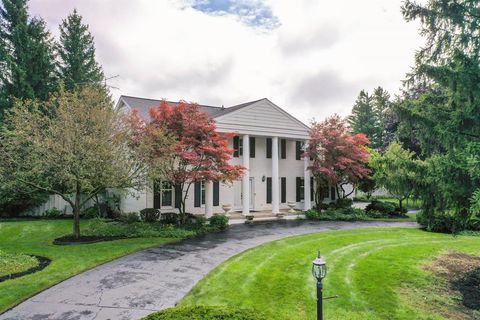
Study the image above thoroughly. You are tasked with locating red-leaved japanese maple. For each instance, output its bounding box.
[131,100,244,220]
[305,115,370,207]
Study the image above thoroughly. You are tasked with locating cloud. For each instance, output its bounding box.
[27,0,424,123]
[188,0,280,29]
[278,24,340,55]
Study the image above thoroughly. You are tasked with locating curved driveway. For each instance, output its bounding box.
[1,220,417,320]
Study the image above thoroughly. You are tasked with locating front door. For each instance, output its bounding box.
[233,178,255,211]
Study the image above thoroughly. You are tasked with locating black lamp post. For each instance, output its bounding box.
[312,251,327,320]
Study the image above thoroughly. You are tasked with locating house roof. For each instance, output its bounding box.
[117,95,262,120]
[116,95,310,139]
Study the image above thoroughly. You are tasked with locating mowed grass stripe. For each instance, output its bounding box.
[181,229,480,320]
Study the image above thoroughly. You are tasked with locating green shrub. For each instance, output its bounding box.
[366,200,407,216]
[82,206,101,219]
[305,208,367,221]
[140,208,160,222]
[44,207,62,218]
[209,214,229,230]
[83,218,196,238]
[331,198,353,209]
[365,210,388,219]
[305,209,320,220]
[161,212,180,225]
[119,212,140,224]
[142,305,266,320]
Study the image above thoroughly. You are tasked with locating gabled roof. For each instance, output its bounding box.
[117,95,225,120]
[116,95,310,139]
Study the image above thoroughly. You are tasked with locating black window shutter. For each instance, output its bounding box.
[194,182,201,207]
[330,186,336,201]
[250,137,255,158]
[296,177,301,202]
[266,138,272,158]
[281,139,287,159]
[233,136,239,157]
[213,181,220,206]
[174,184,182,209]
[153,181,161,209]
[296,141,302,160]
[281,177,286,203]
[310,177,314,202]
[266,177,272,204]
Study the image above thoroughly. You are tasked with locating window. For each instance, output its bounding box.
[161,182,173,207]
[194,181,216,207]
[296,177,304,202]
[233,136,243,157]
[239,138,243,156]
[322,187,330,199]
[330,186,336,201]
[201,181,206,205]
[296,141,303,160]
[250,137,255,158]
[153,181,174,208]
[266,138,272,158]
[280,139,287,159]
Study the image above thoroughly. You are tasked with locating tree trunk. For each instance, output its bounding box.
[73,181,81,239]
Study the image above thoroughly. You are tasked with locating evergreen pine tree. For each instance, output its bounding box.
[348,90,378,148]
[371,86,391,149]
[0,0,57,120]
[57,9,104,90]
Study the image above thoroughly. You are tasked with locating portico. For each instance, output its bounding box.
[117,96,313,217]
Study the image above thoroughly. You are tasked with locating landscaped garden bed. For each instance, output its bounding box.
[0,219,194,313]
[0,252,51,283]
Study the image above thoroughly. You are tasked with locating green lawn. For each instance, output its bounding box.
[0,219,180,313]
[181,228,480,320]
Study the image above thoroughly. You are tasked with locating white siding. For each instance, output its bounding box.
[215,100,310,140]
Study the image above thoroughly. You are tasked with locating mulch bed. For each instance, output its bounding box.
[0,255,51,283]
[427,252,480,311]
[53,235,128,245]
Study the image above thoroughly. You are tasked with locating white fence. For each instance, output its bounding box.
[22,194,95,216]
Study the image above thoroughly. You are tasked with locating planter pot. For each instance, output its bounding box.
[245,215,254,224]
[287,201,297,213]
[222,204,232,217]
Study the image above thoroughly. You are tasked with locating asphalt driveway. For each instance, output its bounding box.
[0,220,417,320]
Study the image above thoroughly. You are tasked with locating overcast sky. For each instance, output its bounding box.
[29,0,424,123]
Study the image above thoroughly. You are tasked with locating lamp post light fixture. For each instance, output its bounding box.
[312,251,327,320]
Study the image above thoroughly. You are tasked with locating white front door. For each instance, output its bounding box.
[233,178,255,211]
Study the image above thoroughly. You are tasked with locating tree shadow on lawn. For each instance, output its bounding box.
[424,252,480,319]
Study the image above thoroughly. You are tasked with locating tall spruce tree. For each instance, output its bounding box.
[0,0,56,120]
[371,86,391,150]
[57,9,104,90]
[348,90,379,148]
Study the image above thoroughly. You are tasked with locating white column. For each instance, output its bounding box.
[304,142,312,211]
[271,136,280,214]
[242,134,250,216]
[205,180,213,218]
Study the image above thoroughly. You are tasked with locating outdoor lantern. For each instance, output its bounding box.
[312,251,327,320]
[312,251,327,281]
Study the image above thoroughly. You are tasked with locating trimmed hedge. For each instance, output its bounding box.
[306,207,368,221]
[365,200,407,217]
[142,305,266,320]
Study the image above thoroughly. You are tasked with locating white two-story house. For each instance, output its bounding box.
[116,96,338,218]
